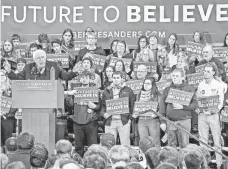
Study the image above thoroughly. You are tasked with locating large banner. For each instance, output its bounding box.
[1,0,228,48]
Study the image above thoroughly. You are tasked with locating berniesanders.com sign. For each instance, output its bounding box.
[1,0,228,48]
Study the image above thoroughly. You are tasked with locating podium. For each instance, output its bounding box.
[12,80,64,153]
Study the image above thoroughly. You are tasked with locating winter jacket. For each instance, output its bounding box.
[76,46,106,63]
[7,60,79,80]
[70,84,101,125]
[159,82,198,123]
[101,85,136,126]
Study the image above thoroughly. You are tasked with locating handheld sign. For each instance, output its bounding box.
[156,80,172,94]
[133,61,157,73]
[213,48,228,62]
[14,43,28,57]
[106,97,129,115]
[133,101,158,117]
[0,96,12,116]
[198,95,219,111]
[195,64,206,73]
[74,41,86,51]
[221,106,228,123]
[109,57,132,73]
[125,80,143,94]
[186,72,204,88]
[61,45,78,59]
[186,41,204,57]
[74,87,99,103]
[93,54,106,71]
[47,54,69,68]
[165,89,194,106]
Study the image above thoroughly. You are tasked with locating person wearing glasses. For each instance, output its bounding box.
[3,50,79,80]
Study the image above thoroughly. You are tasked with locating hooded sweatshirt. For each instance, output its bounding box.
[159,82,198,123]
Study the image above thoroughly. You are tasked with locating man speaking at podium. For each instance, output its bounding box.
[3,50,79,80]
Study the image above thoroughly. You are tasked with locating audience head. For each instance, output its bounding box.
[158,146,179,166]
[11,34,21,46]
[86,32,97,45]
[30,43,40,56]
[17,132,35,150]
[136,64,148,80]
[82,57,93,70]
[141,48,150,62]
[51,39,62,54]
[171,68,185,84]
[110,39,119,54]
[3,40,14,54]
[16,58,26,72]
[125,162,144,169]
[5,137,17,154]
[202,45,214,62]
[203,62,219,79]
[112,71,125,87]
[137,35,149,51]
[55,139,72,158]
[183,150,203,169]
[83,154,106,169]
[59,159,81,169]
[108,145,130,169]
[1,153,9,169]
[5,161,25,169]
[30,143,48,168]
[62,28,74,48]
[224,33,228,47]
[145,147,161,169]
[139,136,156,153]
[114,60,125,72]
[156,162,176,169]
[116,40,128,55]
[149,31,159,45]
[100,133,115,150]
[193,30,205,44]
[105,66,114,80]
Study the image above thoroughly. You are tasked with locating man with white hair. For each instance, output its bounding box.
[4,49,79,80]
[135,64,148,80]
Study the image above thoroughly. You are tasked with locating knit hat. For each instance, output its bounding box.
[30,143,49,168]
[38,33,50,43]
[17,57,26,64]
[5,137,17,152]
[100,133,115,149]
[139,136,156,153]
[149,31,159,42]
[82,57,93,68]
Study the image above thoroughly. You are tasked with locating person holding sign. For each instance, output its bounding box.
[198,45,225,81]
[114,60,130,81]
[65,70,101,156]
[131,36,149,61]
[159,68,197,148]
[103,65,114,89]
[196,63,224,169]
[147,31,160,62]
[101,71,135,146]
[3,50,79,80]
[1,70,16,146]
[133,77,160,146]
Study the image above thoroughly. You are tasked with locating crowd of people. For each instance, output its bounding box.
[1,27,228,169]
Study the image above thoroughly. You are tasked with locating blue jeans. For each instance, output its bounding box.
[105,119,131,146]
[198,113,222,167]
[138,118,160,146]
[167,118,191,148]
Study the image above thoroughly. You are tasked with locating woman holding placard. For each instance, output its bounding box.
[132,77,161,146]
[103,65,114,89]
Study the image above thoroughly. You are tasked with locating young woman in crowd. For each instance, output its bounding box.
[132,36,150,61]
[166,33,179,68]
[51,39,65,54]
[223,33,228,47]
[193,30,206,44]
[133,77,161,146]
[135,48,151,62]
[147,31,160,62]
[113,60,130,81]
[111,40,131,59]
[109,39,119,55]
[1,40,16,61]
[175,54,195,75]
[102,65,114,89]
[61,29,75,50]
